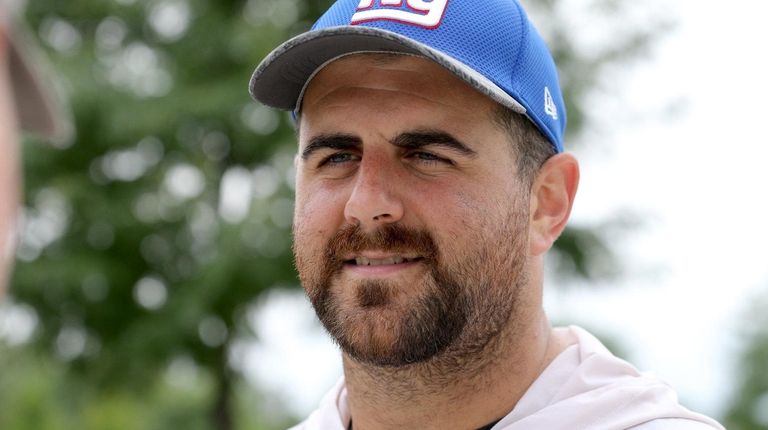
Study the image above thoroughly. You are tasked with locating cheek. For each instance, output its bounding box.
[421,185,516,247]
[404,185,476,253]
[293,182,348,250]
[296,183,344,220]
[412,179,488,221]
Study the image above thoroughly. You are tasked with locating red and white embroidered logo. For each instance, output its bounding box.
[351,0,449,29]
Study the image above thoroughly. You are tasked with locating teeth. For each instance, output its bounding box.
[355,257,370,266]
[354,256,412,266]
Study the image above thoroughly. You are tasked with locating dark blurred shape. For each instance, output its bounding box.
[1,0,71,140]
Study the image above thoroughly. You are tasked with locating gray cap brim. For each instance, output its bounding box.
[249,26,527,116]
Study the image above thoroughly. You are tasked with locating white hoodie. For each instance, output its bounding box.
[290,326,725,430]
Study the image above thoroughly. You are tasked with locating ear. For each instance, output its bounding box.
[528,153,580,256]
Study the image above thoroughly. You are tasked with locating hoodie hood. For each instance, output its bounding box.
[290,326,723,430]
[493,326,723,429]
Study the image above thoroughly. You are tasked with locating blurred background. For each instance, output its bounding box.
[1,0,767,429]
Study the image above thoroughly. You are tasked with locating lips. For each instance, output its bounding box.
[352,256,423,266]
[327,224,438,273]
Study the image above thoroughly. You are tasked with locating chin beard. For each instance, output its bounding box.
[310,267,468,367]
[296,221,528,370]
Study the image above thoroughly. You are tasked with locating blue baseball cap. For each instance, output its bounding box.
[249,0,566,152]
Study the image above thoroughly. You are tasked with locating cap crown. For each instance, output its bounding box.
[311,0,566,151]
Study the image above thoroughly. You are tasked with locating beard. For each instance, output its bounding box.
[293,207,529,369]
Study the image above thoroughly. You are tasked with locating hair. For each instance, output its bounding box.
[491,105,557,187]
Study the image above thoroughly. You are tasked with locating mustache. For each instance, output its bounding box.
[325,223,440,268]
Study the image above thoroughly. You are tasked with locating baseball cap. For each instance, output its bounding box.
[1,0,70,140]
[249,0,567,152]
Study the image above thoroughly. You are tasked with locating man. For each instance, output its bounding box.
[249,0,724,428]
[1,0,68,297]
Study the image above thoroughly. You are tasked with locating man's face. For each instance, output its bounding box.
[293,55,533,367]
[0,25,20,296]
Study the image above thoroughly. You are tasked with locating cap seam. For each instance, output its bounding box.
[509,1,559,150]
[510,0,528,105]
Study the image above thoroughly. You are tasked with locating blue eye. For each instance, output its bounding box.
[319,152,357,167]
[415,152,439,160]
[410,151,450,165]
[329,153,353,163]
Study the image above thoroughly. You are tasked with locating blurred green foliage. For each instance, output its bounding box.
[0,343,292,429]
[725,290,768,430]
[3,0,671,429]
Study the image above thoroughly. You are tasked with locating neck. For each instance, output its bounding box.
[342,307,571,430]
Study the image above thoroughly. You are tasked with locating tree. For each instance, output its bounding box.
[14,1,303,428]
[724,289,768,430]
[6,0,669,429]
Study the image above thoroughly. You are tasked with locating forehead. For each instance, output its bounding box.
[300,54,500,135]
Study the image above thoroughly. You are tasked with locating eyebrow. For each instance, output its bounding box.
[390,130,477,157]
[301,134,362,160]
[300,130,477,160]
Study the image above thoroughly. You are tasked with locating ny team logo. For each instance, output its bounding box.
[351,0,449,29]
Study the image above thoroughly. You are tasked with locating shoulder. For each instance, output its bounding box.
[628,418,725,430]
[287,378,349,430]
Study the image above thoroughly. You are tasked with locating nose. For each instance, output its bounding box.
[344,155,404,230]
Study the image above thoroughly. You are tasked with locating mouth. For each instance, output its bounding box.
[338,251,428,278]
[346,256,425,266]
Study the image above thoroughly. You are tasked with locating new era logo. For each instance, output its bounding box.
[544,86,558,121]
[351,0,449,29]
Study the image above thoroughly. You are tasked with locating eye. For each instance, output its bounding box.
[408,151,451,166]
[318,152,358,168]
